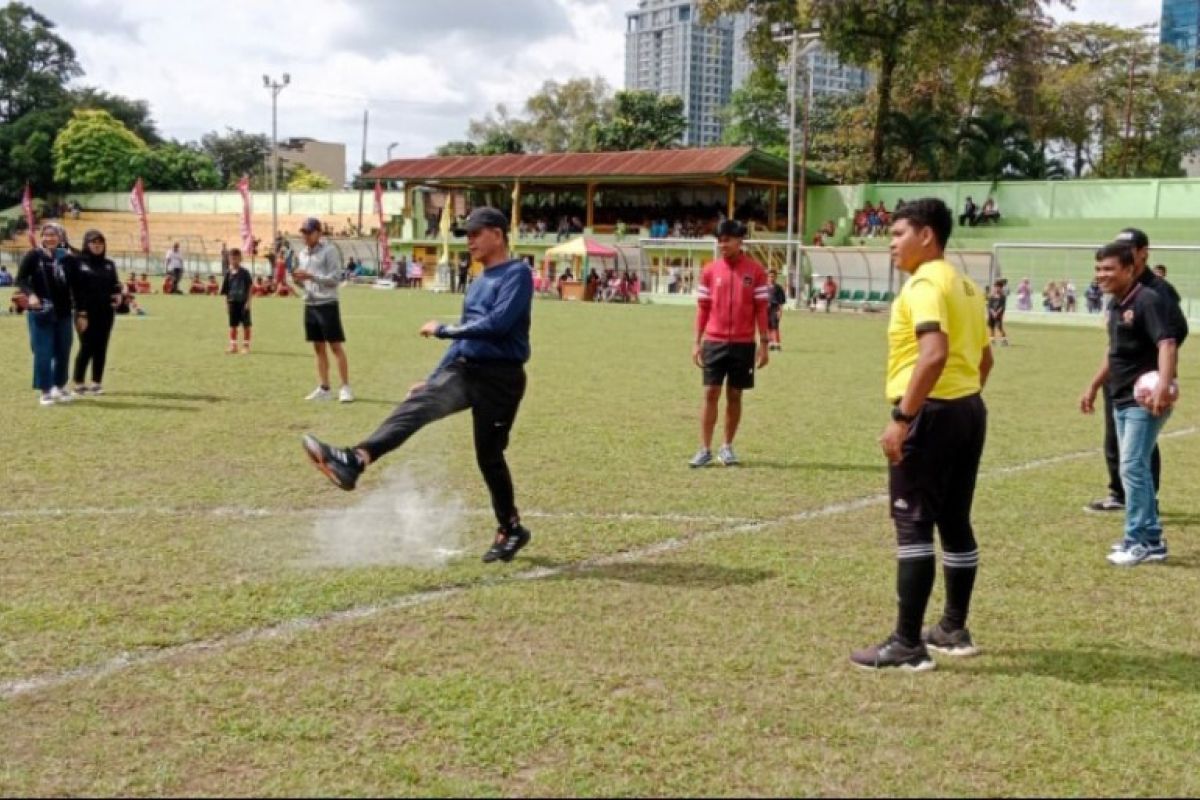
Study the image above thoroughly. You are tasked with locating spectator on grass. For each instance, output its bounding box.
[164,243,184,294]
[1085,278,1103,313]
[1042,281,1063,312]
[206,275,220,296]
[1064,280,1077,313]
[67,229,122,396]
[987,280,1009,346]
[189,277,207,295]
[767,269,786,350]
[17,222,78,406]
[136,274,151,294]
[818,275,838,312]
[1016,277,1032,311]
[220,248,253,354]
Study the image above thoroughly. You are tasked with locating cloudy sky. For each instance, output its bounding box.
[34,0,1164,177]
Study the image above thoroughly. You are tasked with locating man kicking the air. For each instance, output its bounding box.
[689,219,770,467]
[302,207,535,564]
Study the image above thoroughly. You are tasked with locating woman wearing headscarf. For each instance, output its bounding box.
[68,229,123,395]
[16,222,78,406]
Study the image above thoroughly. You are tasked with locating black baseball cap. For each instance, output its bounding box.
[299,217,322,234]
[1116,227,1149,248]
[715,219,747,238]
[465,207,508,234]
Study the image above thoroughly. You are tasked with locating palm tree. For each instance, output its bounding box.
[884,109,949,181]
[955,111,1035,181]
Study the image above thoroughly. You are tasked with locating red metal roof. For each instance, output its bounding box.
[367,146,771,183]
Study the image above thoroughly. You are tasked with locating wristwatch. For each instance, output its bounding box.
[891,405,917,424]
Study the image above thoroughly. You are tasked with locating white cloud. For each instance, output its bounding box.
[36,0,1164,180]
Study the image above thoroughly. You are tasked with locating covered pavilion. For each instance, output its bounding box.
[367,146,826,235]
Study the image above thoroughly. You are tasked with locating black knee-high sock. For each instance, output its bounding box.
[895,549,936,647]
[940,549,979,631]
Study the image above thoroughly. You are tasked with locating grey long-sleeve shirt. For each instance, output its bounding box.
[298,240,342,305]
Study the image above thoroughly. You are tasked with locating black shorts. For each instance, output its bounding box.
[768,307,782,331]
[889,394,987,523]
[702,340,756,389]
[304,302,345,343]
[987,312,1003,330]
[227,301,251,328]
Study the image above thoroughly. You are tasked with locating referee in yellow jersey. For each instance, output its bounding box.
[851,198,993,672]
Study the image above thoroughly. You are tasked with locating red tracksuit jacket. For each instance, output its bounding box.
[695,254,770,343]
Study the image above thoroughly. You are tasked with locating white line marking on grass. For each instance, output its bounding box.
[3,427,1196,701]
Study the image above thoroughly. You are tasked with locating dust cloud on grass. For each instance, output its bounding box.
[307,466,467,569]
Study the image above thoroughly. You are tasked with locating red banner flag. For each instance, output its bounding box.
[128,178,150,254]
[236,175,254,253]
[21,183,37,248]
[374,180,392,274]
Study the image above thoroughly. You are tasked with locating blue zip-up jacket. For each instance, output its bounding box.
[431,258,533,377]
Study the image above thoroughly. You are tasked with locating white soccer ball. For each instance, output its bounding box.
[1133,370,1179,408]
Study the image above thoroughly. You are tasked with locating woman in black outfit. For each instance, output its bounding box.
[69,230,122,395]
[16,222,77,406]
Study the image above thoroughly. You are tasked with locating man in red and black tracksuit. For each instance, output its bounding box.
[690,219,770,467]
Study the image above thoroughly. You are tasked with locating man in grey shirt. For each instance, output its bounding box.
[292,217,353,402]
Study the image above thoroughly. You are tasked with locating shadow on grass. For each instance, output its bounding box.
[107,391,225,403]
[250,351,312,359]
[87,400,202,413]
[971,646,1200,693]
[525,558,775,589]
[745,459,885,474]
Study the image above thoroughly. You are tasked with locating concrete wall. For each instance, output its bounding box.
[807,177,1200,236]
[68,190,405,217]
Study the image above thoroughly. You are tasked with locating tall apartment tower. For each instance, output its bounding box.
[624,0,735,147]
[731,13,872,98]
[1161,0,1200,69]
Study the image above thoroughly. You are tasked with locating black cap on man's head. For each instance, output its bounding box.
[1116,228,1149,248]
[715,219,748,239]
[299,217,322,234]
[465,207,509,234]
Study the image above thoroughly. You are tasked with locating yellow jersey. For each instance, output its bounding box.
[885,259,988,401]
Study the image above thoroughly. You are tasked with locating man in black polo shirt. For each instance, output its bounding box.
[1085,228,1187,513]
[1079,242,1183,566]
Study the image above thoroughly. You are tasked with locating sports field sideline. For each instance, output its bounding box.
[2,289,1199,796]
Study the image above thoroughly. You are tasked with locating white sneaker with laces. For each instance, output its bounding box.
[305,386,332,401]
[717,444,738,466]
[53,387,73,403]
[338,385,355,403]
[1107,543,1150,567]
[39,393,55,407]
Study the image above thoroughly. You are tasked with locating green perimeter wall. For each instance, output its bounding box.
[807,178,1200,239]
[67,190,406,217]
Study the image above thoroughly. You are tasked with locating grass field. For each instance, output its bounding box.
[2,287,1199,796]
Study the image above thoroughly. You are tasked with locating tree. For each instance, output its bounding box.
[287,164,333,191]
[520,77,612,152]
[143,141,222,190]
[201,128,271,187]
[591,91,686,151]
[435,140,478,156]
[884,109,949,181]
[0,104,67,197]
[0,2,81,123]
[69,87,161,145]
[720,68,787,149]
[52,109,148,192]
[955,110,1034,181]
[477,130,525,155]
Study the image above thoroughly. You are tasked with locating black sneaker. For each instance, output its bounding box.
[922,623,979,657]
[850,635,936,672]
[1085,496,1124,513]
[302,434,363,491]
[482,524,531,563]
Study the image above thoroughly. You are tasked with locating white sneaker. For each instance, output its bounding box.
[305,386,332,401]
[338,385,355,403]
[39,393,55,407]
[52,387,73,403]
[89,384,104,396]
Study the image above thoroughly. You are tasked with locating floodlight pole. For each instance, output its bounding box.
[264,73,290,250]
[780,28,820,304]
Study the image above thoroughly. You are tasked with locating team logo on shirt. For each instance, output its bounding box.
[742,275,752,287]
[1122,309,1135,325]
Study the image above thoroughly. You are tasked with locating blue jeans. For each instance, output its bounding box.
[1115,404,1171,546]
[27,313,73,392]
